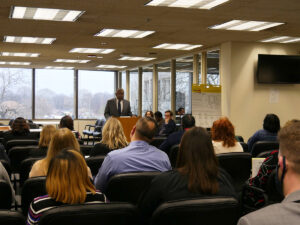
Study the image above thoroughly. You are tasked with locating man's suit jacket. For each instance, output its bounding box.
[238,190,300,225]
[104,98,132,119]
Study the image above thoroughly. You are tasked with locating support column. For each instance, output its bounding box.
[171,59,176,114]
[138,67,142,116]
[193,54,199,84]
[201,52,207,84]
[126,70,130,100]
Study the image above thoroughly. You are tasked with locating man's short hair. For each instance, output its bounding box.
[115,88,124,93]
[182,114,195,129]
[278,121,300,173]
[154,111,162,119]
[136,117,158,141]
[165,110,173,116]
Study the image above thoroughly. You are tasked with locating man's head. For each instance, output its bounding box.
[182,114,195,129]
[178,107,185,115]
[115,88,124,101]
[131,117,158,142]
[165,110,173,120]
[277,121,300,195]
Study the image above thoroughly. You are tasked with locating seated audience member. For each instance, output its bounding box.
[159,114,195,153]
[94,117,171,192]
[90,118,128,156]
[29,128,92,178]
[3,117,36,149]
[176,107,185,116]
[27,149,107,225]
[154,111,164,135]
[0,161,15,203]
[144,110,154,118]
[59,115,81,140]
[30,125,56,158]
[138,127,237,218]
[238,121,300,225]
[211,117,243,154]
[247,114,280,151]
[159,110,176,136]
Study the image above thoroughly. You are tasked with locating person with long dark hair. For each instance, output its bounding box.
[138,127,236,218]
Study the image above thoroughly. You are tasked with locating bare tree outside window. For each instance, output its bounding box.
[130,69,139,115]
[206,50,220,85]
[121,71,127,94]
[157,61,171,113]
[0,68,32,119]
[142,67,153,115]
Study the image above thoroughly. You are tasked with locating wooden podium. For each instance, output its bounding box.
[116,117,140,142]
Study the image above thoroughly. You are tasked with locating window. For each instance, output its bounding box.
[142,67,153,115]
[198,53,202,84]
[78,70,114,119]
[176,57,192,114]
[157,61,171,113]
[0,68,32,119]
[35,69,74,119]
[121,71,126,94]
[130,69,139,115]
[206,50,220,85]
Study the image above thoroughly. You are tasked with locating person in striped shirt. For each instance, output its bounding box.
[27,149,107,225]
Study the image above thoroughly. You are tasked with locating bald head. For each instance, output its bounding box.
[135,117,158,142]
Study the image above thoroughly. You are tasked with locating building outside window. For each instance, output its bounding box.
[0,68,32,119]
[35,69,74,119]
[129,69,139,115]
[157,61,171,114]
[206,50,220,85]
[78,70,114,119]
[142,66,153,115]
[176,56,192,114]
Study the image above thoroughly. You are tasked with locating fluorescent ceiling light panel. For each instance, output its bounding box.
[54,59,90,63]
[1,52,39,57]
[146,0,229,9]
[96,65,127,69]
[119,56,156,61]
[210,20,284,31]
[153,43,202,50]
[11,6,84,22]
[260,36,300,43]
[0,61,31,65]
[3,36,56,44]
[69,48,115,54]
[45,66,74,69]
[95,29,155,38]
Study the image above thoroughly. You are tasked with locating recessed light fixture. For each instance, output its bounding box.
[260,36,300,43]
[209,20,284,31]
[54,59,90,63]
[119,56,156,61]
[153,43,202,50]
[95,29,155,38]
[0,61,31,65]
[45,66,74,69]
[1,52,40,57]
[10,6,84,22]
[146,0,229,10]
[69,48,115,54]
[96,65,127,69]
[4,36,56,44]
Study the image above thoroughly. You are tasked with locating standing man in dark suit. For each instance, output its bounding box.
[104,88,132,119]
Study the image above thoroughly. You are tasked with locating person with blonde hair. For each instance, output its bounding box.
[90,118,128,156]
[30,125,56,157]
[27,149,107,225]
[29,128,92,178]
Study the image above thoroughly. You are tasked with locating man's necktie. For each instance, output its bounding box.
[118,100,121,115]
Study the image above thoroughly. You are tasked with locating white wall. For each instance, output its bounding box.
[221,42,300,141]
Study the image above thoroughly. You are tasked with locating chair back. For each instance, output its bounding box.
[21,177,46,215]
[168,144,179,168]
[0,210,25,225]
[240,142,249,152]
[39,203,138,225]
[8,146,38,173]
[0,180,12,209]
[80,145,93,156]
[151,197,239,225]
[85,156,106,177]
[20,157,42,186]
[251,141,279,157]
[150,137,167,148]
[6,139,39,151]
[217,152,251,192]
[106,172,161,204]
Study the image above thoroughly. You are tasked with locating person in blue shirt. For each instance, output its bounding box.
[94,117,172,192]
[247,113,280,152]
